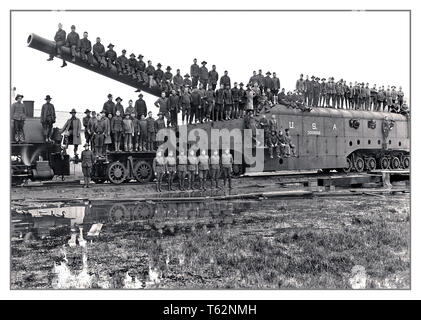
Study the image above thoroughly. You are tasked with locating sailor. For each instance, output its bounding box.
[190,58,200,88]
[187,150,199,190]
[47,23,67,67]
[82,109,91,146]
[199,61,209,89]
[105,43,117,69]
[210,150,221,189]
[177,150,188,191]
[146,111,156,151]
[198,150,210,191]
[11,94,26,143]
[221,149,233,189]
[111,110,123,151]
[166,150,177,191]
[40,95,56,143]
[81,143,95,188]
[153,150,166,192]
[92,37,106,68]
[209,65,219,90]
[79,31,94,66]
[65,25,79,63]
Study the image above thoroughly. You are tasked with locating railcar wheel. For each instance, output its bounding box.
[342,158,352,173]
[107,161,127,184]
[133,203,153,220]
[366,157,377,171]
[390,157,401,170]
[379,157,390,170]
[108,203,128,222]
[354,157,365,173]
[133,161,153,182]
[402,156,410,169]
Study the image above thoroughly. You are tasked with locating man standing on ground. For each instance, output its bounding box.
[81,143,95,188]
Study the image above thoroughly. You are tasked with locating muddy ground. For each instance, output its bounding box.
[10,176,410,289]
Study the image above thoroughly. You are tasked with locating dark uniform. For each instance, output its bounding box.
[82,111,91,145]
[220,74,231,89]
[224,87,233,120]
[238,84,246,118]
[111,114,123,151]
[146,115,156,151]
[312,79,320,108]
[268,131,280,158]
[65,29,80,61]
[209,69,219,90]
[50,28,66,60]
[152,154,166,192]
[116,50,129,75]
[198,153,210,191]
[105,44,117,68]
[215,87,225,122]
[177,153,188,190]
[231,86,240,119]
[181,91,191,124]
[209,153,221,189]
[135,96,147,119]
[103,98,115,117]
[168,93,180,127]
[221,152,233,189]
[190,62,200,88]
[199,63,209,89]
[81,147,95,188]
[93,41,106,67]
[205,89,215,121]
[79,37,93,65]
[40,99,56,142]
[166,153,177,191]
[11,99,26,143]
[187,153,199,190]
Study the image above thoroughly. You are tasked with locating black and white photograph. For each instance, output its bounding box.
[2,0,420,302]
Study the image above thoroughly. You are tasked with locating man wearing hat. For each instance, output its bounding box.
[305,76,315,107]
[154,91,169,125]
[82,109,91,146]
[256,70,265,92]
[164,66,173,83]
[220,70,231,89]
[135,54,147,84]
[263,72,274,93]
[135,93,148,119]
[168,89,180,127]
[190,58,200,89]
[180,86,192,125]
[145,61,156,87]
[238,82,246,118]
[47,23,67,67]
[199,61,209,89]
[296,74,305,95]
[319,78,326,107]
[65,25,80,63]
[208,65,219,91]
[81,143,95,188]
[93,37,106,68]
[173,69,183,90]
[103,94,116,117]
[105,43,117,69]
[154,63,164,86]
[116,50,129,75]
[111,110,124,151]
[146,111,157,151]
[397,86,405,108]
[335,79,344,109]
[115,97,125,117]
[40,95,57,143]
[128,53,138,78]
[61,109,82,157]
[312,78,320,108]
[231,82,240,119]
[11,94,26,143]
[183,73,192,88]
[326,77,336,108]
[79,31,94,66]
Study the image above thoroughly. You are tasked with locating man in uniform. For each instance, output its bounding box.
[220,70,231,89]
[155,91,169,126]
[102,94,115,117]
[166,150,177,191]
[116,49,129,76]
[65,25,79,63]
[263,72,274,93]
[181,86,192,125]
[115,97,125,117]
[277,88,288,105]
[187,150,199,190]
[125,99,135,116]
[268,130,280,158]
[79,31,94,66]
[199,61,209,89]
[209,65,219,90]
[145,60,156,87]
[154,63,164,86]
[215,84,225,122]
[272,72,281,98]
[296,74,305,95]
[238,83,246,118]
[231,82,240,119]
[284,128,296,157]
[81,143,95,188]
[224,84,233,121]
[47,23,67,67]
[11,94,26,143]
[135,93,147,119]
[326,77,336,108]
[259,114,270,147]
[370,84,378,111]
[93,111,106,156]
[221,149,233,190]
[391,86,398,108]
[256,70,265,92]
[205,84,215,122]
[190,58,200,89]
[173,69,184,90]
[82,109,91,146]
[105,43,117,69]
[313,77,320,108]
[183,74,192,88]
[128,53,138,78]
[137,114,148,151]
[177,151,188,191]
[319,78,326,107]
[343,81,351,109]
[92,37,106,68]
[189,87,201,124]
[168,89,180,127]
[198,150,210,191]
[209,150,221,189]
[153,150,166,192]
[307,76,315,107]
[336,79,344,109]
[146,111,156,151]
[40,95,56,143]
[364,83,371,110]
[61,109,82,158]
[135,54,147,85]
[164,66,173,84]
[397,86,405,107]
[111,110,123,151]
[155,112,166,132]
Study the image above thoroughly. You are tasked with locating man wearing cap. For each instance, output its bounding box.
[199,61,209,89]
[47,23,67,67]
[105,43,117,69]
[65,25,79,63]
[173,69,184,90]
[135,93,147,119]
[115,97,124,117]
[208,65,219,90]
[92,37,106,68]
[154,63,164,86]
[183,74,192,88]
[231,83,240,119]
[61,109,82,157]
[146,111,156,151]
[79,32,94,66]
[111,110,124,151]
[82,109,91,146]
[116,50,129,75]
[103,94,115,117]
[153,150,166,192]
[164,66,173,83]
[177,151,188,191]
[11,94,26,143]
[263,72,274,93]
[81,143,95,188]
[220,70,231,89]
[40,95,56,143]
[190,59,200,89]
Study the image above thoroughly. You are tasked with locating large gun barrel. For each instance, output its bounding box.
[27,33,162,98]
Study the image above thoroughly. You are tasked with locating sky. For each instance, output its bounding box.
[11,10,410,115]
